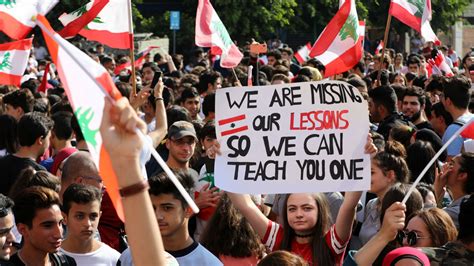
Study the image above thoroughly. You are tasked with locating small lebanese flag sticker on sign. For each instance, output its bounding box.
[218,114,248,137]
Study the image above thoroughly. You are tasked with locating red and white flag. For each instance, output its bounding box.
[114,46,159,75]
[37,15,126,219]
[195,0,243,68]
[427,49,454,77]
[375,40,384,55]
[0,38,32,86]
[390,0,440,45]
[0,0,58,40]
[309,0,364,77]
[294,43,312,64]
[59,0,132,49]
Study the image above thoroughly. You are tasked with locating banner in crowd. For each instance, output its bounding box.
[37,15,125,220]
[0,38,32,86]
[59,0,132,49]
[195,0,243,68]
[0,0,58,40]
[309,0,364,77]
[215,80,370,194]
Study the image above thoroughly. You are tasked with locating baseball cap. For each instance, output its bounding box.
[168,121,198,141]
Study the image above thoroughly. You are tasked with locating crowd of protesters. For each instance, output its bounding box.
[0,36,473,266]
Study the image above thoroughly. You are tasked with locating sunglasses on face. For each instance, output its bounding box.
[397,230,430,246]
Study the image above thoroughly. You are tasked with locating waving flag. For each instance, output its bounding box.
[0,38,32,86]
[294,43,312,64]
[59,0,132,49]
[375,40,384,55]
[37,15,125,220]
[114,46,159,75]
[309,0,364,77]
[0,0,58,40]
[427,49,454,77]
[390,0,439,44]
[59,0,109,39]
[195,0,243,68]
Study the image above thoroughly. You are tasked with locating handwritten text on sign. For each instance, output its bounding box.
[215,81,370,194]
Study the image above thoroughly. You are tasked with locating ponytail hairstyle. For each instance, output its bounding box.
[280,193,334,266]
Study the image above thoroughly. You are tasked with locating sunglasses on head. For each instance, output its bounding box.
[397,230,430,246]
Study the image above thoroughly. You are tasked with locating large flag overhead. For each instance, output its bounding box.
[0,38,32,86]
[36,15,125,219]
[195,0,243,68]
[389,0,439,44]
[0,0,58,40]
[309,0,364,77]
[59,0,132,49]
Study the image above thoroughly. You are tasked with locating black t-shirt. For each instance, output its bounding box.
[5,252,76,266]
[0,154,46,195]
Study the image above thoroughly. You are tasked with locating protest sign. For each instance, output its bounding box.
[215,80,370,194]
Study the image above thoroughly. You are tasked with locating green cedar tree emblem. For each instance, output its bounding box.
[71,4,104,30]
[74,107,99,149]
[199,172,216,189]
[0,52,12,71]
[0,0,16,8]
[407,0,424,18]
[210,19,233,50]
[339,14,359,43]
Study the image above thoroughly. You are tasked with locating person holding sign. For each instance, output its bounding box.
[226,136,376,265]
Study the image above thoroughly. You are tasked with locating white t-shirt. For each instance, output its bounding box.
[168,241,222,266]
[60,242,120,265]
[119,248,179,266]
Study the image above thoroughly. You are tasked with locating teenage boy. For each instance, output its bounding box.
[11,186,76,265]
[60,184,120,265]
[119,171,222,266]
[0,193,15,263]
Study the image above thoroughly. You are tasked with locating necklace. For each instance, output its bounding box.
[295,232,314,238]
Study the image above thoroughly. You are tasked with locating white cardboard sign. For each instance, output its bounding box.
[215,80,370,194]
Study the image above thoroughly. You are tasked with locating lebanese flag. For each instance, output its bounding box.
[37,15,126,220]
[114,46,159,75]
[461,119,474,139]
[0,0,58,40]
[0,38,32,86]
[309,0,364,77]
[294,43,312,64]
[59,0,109,39]
[37,63,51,93]
[59,0,132,49]
[427,49,454,77]
[390,0,440,45]
[195,0,243,68]
[375,40,384,55]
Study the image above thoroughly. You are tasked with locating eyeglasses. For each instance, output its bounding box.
[397,230,430,246]
[171,138,196,146]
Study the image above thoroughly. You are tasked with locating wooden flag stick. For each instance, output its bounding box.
[126,0,137,96]
[377,14,392,84]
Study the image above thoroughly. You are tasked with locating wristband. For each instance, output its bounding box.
[119,179,149,198]
[155,97,164,101]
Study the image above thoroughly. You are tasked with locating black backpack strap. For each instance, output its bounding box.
[50,252,76,266]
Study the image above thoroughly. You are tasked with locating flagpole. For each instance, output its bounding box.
[402,118,474,204]
[377,14,392,85]
[126,0,137,96]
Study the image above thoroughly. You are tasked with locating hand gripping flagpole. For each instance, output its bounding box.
[402,118,474,204]
[36,17,200,214]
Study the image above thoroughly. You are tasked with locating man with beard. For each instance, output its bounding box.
[402,86,433,131]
